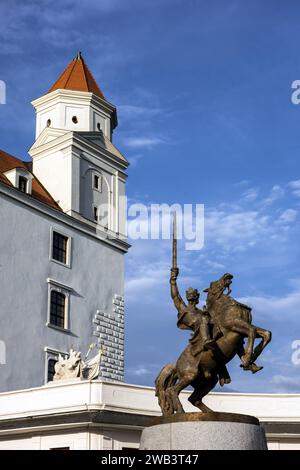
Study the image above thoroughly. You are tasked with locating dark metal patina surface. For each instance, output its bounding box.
[155,214,272,416]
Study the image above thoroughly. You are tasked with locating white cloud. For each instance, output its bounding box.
[278,209,297,224]
[241,188,259,202]
[260,185,285,207]
[124,137,165,148]
[271,375,300,392]
[204,260,226,271]
[118,105,162,120]
[238,289,300,321]
[235,180,250,187]
[127,154,144,167]
[127,366,152,377]
[205,209,274,252]
[288,179,300,197]
[204,183,299,252]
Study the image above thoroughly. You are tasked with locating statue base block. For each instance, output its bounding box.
[139,412,267,450]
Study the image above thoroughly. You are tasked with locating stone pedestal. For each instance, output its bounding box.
[140,412,267,450]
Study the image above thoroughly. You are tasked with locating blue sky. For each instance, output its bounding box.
[1,0,300,393]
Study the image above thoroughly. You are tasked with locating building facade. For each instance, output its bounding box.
[0,380,299,450]
[0,54,129,392]
[1,54,300,451]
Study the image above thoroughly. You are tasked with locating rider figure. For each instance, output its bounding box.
[170,267,232,386]
[170,268,215,354]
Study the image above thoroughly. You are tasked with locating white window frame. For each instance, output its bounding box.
[49,227,72,268]
[46,279,73,332]
[44,347,68,384]
[93,171,102,192]
[3,168,33,194]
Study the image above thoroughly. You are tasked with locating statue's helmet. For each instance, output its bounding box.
[186,287,200,302]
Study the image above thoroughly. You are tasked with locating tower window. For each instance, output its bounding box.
[97,122,101,131]
[94,175,99,189]
[52,231,69,265]
[18,176,28,193]
[47,358,57,382]
[93,206,98,222]
[93,174,102,191]
[47,119,51,127]
[50,290,66,328]
[72,116,78,124]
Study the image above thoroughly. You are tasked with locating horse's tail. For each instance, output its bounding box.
[155,363,177,415]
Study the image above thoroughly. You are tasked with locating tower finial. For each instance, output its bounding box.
[75,51,82,60]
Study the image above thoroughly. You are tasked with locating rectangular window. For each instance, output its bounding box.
[94,206,98,222]
[50,290,66,328]
[94,174,99,189]
[18,176,28,193]
[47,358,57,382]
[93,174,102,192]
[52,231,68,265]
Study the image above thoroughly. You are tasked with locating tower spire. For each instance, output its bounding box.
[48,53,106,100]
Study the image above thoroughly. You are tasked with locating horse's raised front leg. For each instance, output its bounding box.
[251,326,272,363]
[227,319,256,367]
[237,346,263,373]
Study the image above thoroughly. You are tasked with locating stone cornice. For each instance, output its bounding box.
[31,89,118,129]
[29,130,128,174]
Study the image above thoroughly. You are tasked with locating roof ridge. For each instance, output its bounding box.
[63,59,78,89]
[79,57,89,92]
[0,149,62,211]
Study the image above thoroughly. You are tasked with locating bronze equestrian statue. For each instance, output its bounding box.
[155,215,272,416]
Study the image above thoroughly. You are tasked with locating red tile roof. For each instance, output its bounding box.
[48,52,106,100]
[0,149,62,211]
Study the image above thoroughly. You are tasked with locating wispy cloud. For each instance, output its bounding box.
[278,208,297,224]
[127,154,144,167]
[126,364,158,377]
[241,187,259,202]
[260,185,285,207]
[124,137,166,148]
[118,105,163,120]
[238,288,300,321]
[125,178,300,390]
[271,375,300,393]
[288,179,300,197]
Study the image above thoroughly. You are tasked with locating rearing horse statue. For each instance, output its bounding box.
[155,216,272,416]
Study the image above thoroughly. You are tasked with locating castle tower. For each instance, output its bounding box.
[29,52,127,235]
[0,54,129,391]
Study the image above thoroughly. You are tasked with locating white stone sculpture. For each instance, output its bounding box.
[53,345,104,382]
